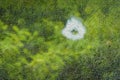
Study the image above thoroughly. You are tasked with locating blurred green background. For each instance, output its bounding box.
[0,0,120,80]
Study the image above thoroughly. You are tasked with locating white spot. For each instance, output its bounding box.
[62,17,86,40]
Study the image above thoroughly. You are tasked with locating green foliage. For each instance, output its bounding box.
[0,0,120,80]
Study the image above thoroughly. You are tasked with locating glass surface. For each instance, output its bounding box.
[0,0,119,80]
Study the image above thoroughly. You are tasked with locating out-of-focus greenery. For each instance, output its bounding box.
[0,0,120,80]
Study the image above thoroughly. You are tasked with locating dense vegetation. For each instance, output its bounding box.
[0,0,120,80]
